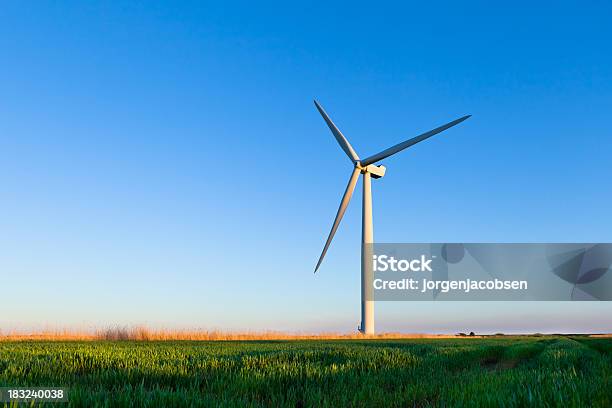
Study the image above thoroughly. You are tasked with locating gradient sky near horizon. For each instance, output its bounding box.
[1,1,611,333]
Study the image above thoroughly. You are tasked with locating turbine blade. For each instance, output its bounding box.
[314,167,361,273]
[314,100,360,163]
[360,115,471,166]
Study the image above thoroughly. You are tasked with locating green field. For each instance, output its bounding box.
[0,336,610,407]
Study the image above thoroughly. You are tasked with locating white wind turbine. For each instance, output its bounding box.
[313,100,470,334]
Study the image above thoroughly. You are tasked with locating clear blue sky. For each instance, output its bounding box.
[1,1,611,333]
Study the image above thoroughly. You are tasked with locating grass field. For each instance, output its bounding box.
[0,336,610,407]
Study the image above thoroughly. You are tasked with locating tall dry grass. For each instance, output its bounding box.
[0,326,469,341]
[5,327,603,341]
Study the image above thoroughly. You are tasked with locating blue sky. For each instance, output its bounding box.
[1,1,611,333]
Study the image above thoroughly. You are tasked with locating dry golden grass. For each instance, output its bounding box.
[6,327,605,341]
[0,326,476,341]
[0,329,97,341]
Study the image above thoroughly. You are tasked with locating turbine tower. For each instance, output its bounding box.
[313,100,470,335]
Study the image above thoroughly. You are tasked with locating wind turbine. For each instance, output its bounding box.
[313,100,470,335]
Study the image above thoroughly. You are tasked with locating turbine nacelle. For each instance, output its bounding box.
[358,163,386,179]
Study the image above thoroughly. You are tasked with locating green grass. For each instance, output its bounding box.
[0,336,610,407]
